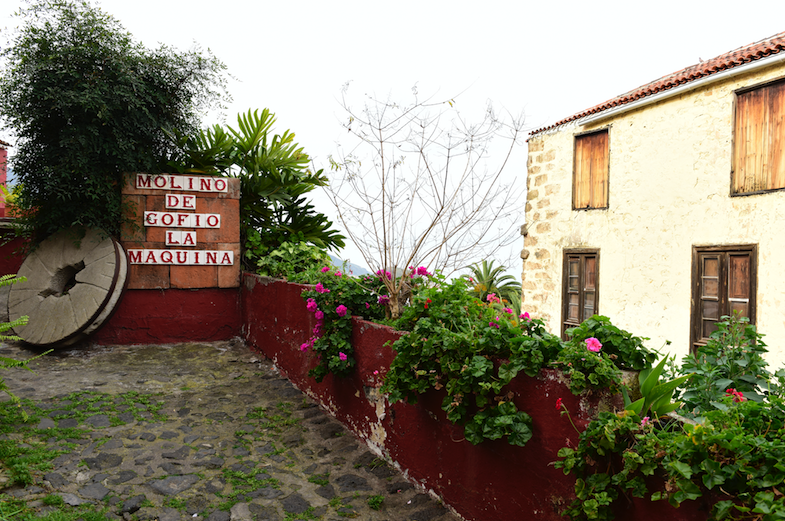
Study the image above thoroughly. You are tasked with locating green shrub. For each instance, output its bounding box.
[679,313,777,415]
[250,236,332,279]
[0,0,226,243]
[382,275,559,446]
[565,315,657,371]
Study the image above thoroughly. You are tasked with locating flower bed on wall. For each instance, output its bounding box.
[241,273,711,521]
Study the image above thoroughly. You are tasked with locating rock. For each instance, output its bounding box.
[44,472,67,488]
[282,493,310,514]
[110,470,137,485]
[161,445,191,459]
[84,414,111,427]
[37,418,56,429]
[246,487,283,500]
[79,482,110,500]
[206,511,230,521]
[62,493,90,506]
[335,473,372,492]
[315,484,336,499]
[229,502,253,521]
[149,475,199,495]
[193,457,224,469]
[120,495,147,514]
[84,453,123,470]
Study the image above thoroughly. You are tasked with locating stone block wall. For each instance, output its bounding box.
[120,174,241,289]
[521,135,563,325]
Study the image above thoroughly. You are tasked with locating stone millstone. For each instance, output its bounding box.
[8,227,128,347]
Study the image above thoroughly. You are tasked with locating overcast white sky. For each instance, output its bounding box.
[3,0,785,274]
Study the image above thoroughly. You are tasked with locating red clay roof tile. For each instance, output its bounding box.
[530,31,785,136]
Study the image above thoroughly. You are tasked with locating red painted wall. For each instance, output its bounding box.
[0,231,26,276]
[92,288,241,344]
[241,273,712,521]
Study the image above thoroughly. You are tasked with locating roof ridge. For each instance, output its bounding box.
[530,30,785,136]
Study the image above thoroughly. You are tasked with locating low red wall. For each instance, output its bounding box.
[0,227,27,276]
[241,274,711,521]
[92,288,241,344]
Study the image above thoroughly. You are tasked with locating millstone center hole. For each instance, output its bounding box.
[39,261,86,298]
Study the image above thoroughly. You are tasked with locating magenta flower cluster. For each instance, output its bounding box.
[299,284,351,355]
[376,269,392,280]
[408,266,432,278]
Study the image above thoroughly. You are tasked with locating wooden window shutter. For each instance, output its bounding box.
[733,80,785,194]
[562,250,599,337]
[691,246,756,351]
[573,130,609,209]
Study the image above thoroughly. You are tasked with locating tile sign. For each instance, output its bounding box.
[120,173,241,290]
[127,174,234,266]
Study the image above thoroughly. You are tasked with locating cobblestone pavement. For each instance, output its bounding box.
[0,340,460,521]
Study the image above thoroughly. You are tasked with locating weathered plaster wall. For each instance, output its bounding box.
[523,63,785,366]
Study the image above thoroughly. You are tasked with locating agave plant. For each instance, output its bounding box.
[467,260,522,307]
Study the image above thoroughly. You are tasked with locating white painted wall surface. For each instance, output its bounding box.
[523,63,785,367]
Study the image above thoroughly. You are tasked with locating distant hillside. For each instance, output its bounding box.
[329,255,371,277]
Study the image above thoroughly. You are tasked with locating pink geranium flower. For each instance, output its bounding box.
[314,283,330,294]
[503,307,513,314]
[585,337,603,352]
[378,295,390,305]
[336,305,348,317]
[306,298,318,313]
[335,271,342,277]
[520,312,530,320]
[486,293,500,304]
[314,310,324,321]
[321,266,331,273]
[339,352,348,361]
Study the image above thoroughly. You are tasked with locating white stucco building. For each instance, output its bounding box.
[523,31,785,365]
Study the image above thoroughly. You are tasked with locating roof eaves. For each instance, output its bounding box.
[529,31,785,137]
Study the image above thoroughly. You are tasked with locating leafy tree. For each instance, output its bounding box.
[468,260,521,306]
[167,109,345,268]
[0,0,227,243]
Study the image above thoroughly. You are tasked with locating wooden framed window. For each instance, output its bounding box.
[562,250,599,337]
[732,79,785,194]
[691,245,757,351]
[573,129,609,209]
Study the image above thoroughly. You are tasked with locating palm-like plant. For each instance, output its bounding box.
[468,260,522,309]
[167,109,346,267]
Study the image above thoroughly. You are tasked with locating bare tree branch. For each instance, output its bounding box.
[326,85,526,318]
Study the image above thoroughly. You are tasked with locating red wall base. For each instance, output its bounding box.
[241,273,711,521]
[92,288,241,344]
